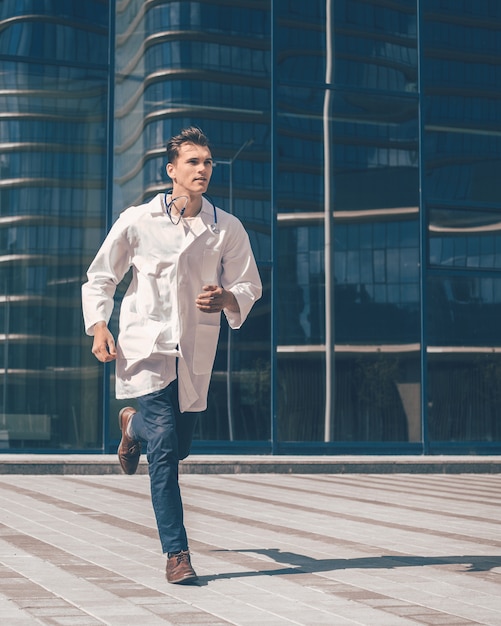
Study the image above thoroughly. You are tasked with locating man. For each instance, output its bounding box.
[82,127,262,584]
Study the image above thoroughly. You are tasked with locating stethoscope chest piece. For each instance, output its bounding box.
[209,224,220,234]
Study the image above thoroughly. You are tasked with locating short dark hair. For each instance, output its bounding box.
[166,126,211,163]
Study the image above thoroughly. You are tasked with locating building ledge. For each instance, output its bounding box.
[0,454,500,474]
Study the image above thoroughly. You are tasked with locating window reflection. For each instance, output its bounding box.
[276,0,417,92]
[428,352,501,443]
[277,216,420,345]
[276,89,419,213]
[276,6,420,444]
[0,3,108,450]
[0,9,108,64]
[3,0,501,452]
[277,352,421,444]
[428,275,501,347]
[429,208,501,269]
[425,132,501,205]
[144,42,269,78]
[278,225,325,345]
[112,0,271,446]
[334,353,420,443]
[422,2,501,206]
[335,218,420,344]
[423,2,501,449]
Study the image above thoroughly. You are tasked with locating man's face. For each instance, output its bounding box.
[166,142,213,196]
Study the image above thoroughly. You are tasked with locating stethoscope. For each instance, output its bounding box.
[164,190,219,234]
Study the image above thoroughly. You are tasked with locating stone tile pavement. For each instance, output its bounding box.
[0,462,500,624]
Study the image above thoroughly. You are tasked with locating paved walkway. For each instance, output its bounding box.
[0,468,500,625]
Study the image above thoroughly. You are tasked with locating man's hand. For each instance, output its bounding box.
[91,321,117,362]
[196,285,240,313]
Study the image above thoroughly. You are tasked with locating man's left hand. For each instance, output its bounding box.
[196,285,239,313]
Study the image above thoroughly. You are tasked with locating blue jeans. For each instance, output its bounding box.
[130,381,198,554]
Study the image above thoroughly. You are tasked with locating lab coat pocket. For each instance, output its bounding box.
[201,249,220,284]
[193,324,220,375]
[118,318,165,360]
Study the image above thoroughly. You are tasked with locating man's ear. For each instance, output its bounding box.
[166,163,175,180]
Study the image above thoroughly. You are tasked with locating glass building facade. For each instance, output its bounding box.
[1,0,500,454]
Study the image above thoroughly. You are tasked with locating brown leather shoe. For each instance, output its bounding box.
[166,550,198,584]
[117,407,141,475]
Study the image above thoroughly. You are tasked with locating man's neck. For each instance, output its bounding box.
[170,190,203,218]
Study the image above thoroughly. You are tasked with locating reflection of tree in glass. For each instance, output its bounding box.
[353,356,408,441]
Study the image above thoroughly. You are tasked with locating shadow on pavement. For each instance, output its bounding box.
[198,548,501,583]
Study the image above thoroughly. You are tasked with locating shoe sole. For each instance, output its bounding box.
[118,408,140,475]
[167,573,199,585]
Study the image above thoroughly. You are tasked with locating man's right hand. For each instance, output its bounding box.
[91,321,117,362]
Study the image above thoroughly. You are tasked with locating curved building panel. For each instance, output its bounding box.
[111,0,271,444]
[0,1,109,449]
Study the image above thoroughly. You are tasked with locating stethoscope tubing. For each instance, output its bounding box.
[164,190,218,232]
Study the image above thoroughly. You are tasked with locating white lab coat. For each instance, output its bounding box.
[82,193,262,412]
